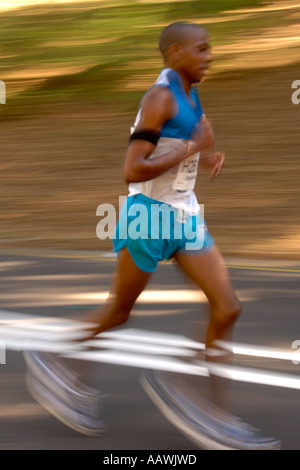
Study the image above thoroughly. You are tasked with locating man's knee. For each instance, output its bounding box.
[216,297,242,328]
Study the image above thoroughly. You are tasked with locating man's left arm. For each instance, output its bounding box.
[197,115,225,178]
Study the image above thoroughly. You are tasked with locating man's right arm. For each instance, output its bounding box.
[124,86,208,184]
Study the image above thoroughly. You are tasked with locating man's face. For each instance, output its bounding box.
[177,29,212,83]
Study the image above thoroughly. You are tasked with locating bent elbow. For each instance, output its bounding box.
[124,166,149,184]
[124,168,135,185]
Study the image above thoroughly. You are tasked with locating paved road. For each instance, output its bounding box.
[0,249,299,451]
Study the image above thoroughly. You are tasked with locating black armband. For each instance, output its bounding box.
[129,129,161,145]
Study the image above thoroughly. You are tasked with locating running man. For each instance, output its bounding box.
[24,22,281,450]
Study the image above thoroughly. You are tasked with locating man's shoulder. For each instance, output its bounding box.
[154,68,180,87]
[136,68,178,122]
[143,82,174,108]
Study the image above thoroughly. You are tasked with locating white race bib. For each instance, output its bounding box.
[172,152,200,192]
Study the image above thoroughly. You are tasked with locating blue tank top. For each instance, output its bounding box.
[149,68,204,140]
[129,68,203,214]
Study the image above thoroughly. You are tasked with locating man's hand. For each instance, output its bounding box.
[188,115,215,155]
[199,151,225,178]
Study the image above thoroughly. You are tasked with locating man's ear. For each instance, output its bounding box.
[167,42,183,62]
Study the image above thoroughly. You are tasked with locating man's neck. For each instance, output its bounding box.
[166,64,193,95]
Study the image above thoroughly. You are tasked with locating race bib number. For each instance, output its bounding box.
[172,152,200,192]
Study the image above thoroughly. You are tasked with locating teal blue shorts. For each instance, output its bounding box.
[113,194,214,272]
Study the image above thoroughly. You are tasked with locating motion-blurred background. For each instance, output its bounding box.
[0,0,299,258]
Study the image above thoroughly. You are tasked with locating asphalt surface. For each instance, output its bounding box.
[0,249,299,451]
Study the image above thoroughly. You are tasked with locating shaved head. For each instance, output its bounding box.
[159,22,207,59]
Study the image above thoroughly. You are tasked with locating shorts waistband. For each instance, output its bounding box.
[128,193,200,217]
[129,193,172,207]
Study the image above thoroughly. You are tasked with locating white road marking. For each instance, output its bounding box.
[216,340,300,363]
[1,311,300,391]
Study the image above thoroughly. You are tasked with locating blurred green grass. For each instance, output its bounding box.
[0,0,280,112]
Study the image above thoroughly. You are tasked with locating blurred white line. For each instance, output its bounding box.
[63,349,300,391]
[216,340,300,363]
[0,311,300,368]
[88,339,196,357]
[0,310,95,331]
[208,363,300,391]
[1,312,299,363]
[0,336,84,353]
[63,349,210,378]
[100,328,205,350]
[1,309,300,390]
